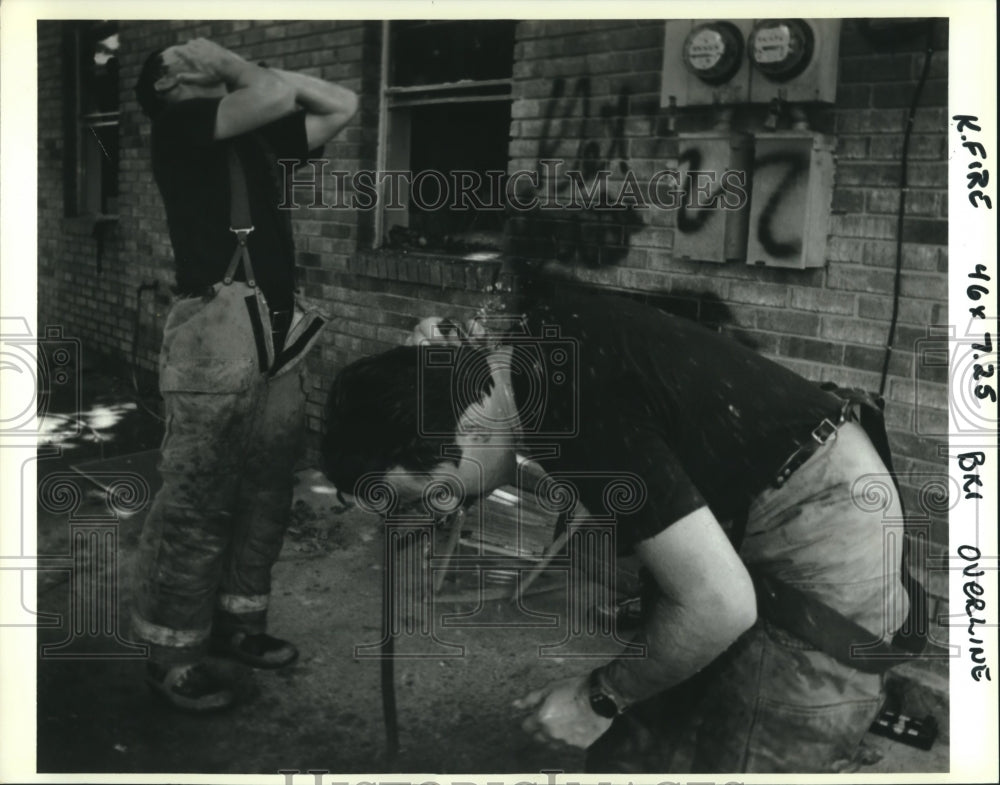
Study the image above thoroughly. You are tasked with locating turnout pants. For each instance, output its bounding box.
[587,421,910,774]
[132,285,311,665]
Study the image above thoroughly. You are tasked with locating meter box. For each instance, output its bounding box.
[661,19,840,107]
[672,132,754,264]
[748,19,841,103]
[746,132,834,269]
[662,20,754,107]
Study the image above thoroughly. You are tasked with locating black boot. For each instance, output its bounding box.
[145,661,237,713]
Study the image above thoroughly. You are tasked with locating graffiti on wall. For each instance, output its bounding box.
[512,77,827,270]
[748,149,812,261]
[671,133,822,267]
[516,76,645,267]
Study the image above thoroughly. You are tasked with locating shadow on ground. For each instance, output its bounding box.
[32,365,949,775]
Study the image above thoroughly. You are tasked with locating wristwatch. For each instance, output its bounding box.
[587,668,625,718]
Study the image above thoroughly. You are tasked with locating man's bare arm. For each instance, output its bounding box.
[602,505,758,703]
[269,68,359,149]
[170,39,296,140]
[513,505,756,748]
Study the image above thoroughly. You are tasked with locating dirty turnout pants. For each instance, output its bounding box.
[587,421,909,774]
[132,290,307,665]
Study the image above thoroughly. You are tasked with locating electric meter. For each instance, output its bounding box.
[748,19,815,81]
[682,22,744,84]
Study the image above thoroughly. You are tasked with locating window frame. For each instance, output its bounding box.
[373,20,515,252]
[63,20,120,220]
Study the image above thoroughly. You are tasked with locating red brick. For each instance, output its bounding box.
[868,188,943,217]
[895,325,941,356]
[912,108,948,133]
[898,273,948,301]
[820,316,891,347]
[870,134,946,161]
[781,336,844,365]
[829,214,897,240]
[839,53,917,83]
[827,265,896,294]
[835,109,908,134]
[861,241,942,272]
[831,188,866,214]
[835,162,902,188]
[844,344,912,377]
[727,282,789,308]
[872,79,947,110]
[788,288,857,315]
[756,309,820,336]
[915,407,949,437]
[901,218,947,245]
[857,295,938,327]
[835,84,871,109]
[883,401,914,432]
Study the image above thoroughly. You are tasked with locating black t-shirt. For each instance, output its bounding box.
[509,291,844,553]
[151,98,309,313]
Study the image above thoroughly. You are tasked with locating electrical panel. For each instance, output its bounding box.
[672,132,753,263]
[745,132,835,269]
[661,19,841,107]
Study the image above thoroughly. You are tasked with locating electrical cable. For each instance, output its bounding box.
[380,518,409,766]
[379,508,467,766]
[381,593,399,765]
[878,19,936,397]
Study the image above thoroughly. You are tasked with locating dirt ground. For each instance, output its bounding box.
[30,366,949,776]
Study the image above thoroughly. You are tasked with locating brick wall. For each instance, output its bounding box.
[505,19,951,637]
[38,23,132,367]
[38,19,504,442]
[38,18,951,644]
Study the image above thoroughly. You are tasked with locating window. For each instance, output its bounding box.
[64,21,120,217]
[377,20,516,255]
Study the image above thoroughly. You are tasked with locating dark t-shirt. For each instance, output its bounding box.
[151,98,309,313]
[509,291,844,553]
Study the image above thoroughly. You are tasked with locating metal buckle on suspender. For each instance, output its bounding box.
[772,399,852,488]
[230,225,255,244]
[224,226,255,286]
[810,417,838,445]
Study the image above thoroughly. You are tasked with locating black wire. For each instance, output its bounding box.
[381,616,399,765]
[378,508,466,766]
[879,20,936,397]
[380,522,405,766]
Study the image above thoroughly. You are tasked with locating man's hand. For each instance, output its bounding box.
[406,316,486,346]
[172,38,245,88]
[406,317,462,346]
[514,675,613,749]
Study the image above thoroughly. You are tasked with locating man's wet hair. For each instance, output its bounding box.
[321,343,495,496]
[135,47,168,118]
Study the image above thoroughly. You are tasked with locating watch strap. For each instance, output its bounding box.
[588,668,625,718]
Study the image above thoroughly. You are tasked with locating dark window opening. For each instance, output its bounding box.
[406,101,511,252]
[390,20,516,86]
[64,20,120,217]
[380,21,516,256]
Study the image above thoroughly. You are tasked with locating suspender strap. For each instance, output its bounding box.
[749,568,921,674]
[729,383,932,673]
[223,148,257,288]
